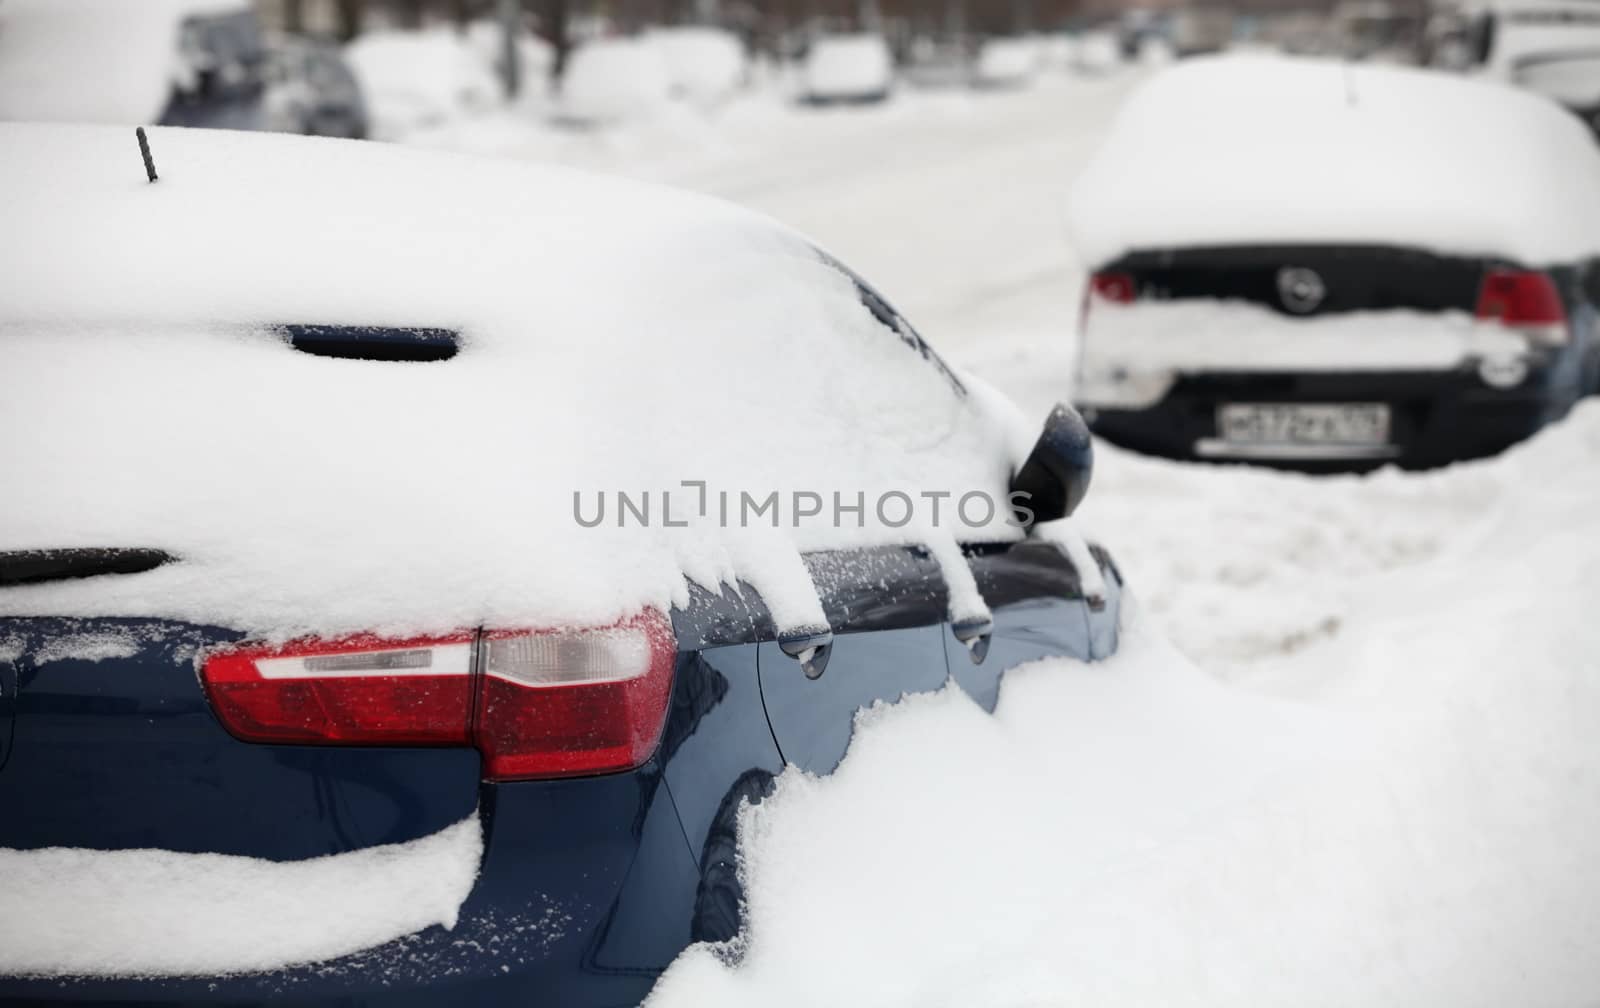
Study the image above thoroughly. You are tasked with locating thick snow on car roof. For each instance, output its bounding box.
[0,124,1027,640]
[0,0,246,125]
[1067,56,1600,267]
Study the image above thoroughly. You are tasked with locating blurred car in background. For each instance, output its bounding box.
[973,36,1040,88]
[904,38,974,88]
[647,26,748,107]
[1071,29,1125,72]
[1457,0,1600,134]
[0,121,1118,1005]
[1069,57,1600,471]
[1326,0,1423,60]
[1169,7,1236,55]
[557,36,674,124]
[802,33,895,103]
[265,33,368,139]
[343,27,499,138]
[0,0,266,129]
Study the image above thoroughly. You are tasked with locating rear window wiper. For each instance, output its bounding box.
[0,549,175,587]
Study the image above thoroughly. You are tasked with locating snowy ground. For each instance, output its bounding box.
[394,73,1600,1003]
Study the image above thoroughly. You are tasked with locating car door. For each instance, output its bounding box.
[946,540,1103,713]
[756,546,950,775]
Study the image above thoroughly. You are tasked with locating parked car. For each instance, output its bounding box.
[647,26,749,107]
[973,36,1040,88]
[1068,57,1600,470]
[1071,29,1125,73]
[1456,0,1600,134]
[0,0,266,129]
[343,28,500,138]
[0,123,1121,1005]
[801,33,895,103]
[556,36,675,124]
[265,33,369,139]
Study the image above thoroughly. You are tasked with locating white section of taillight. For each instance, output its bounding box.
[256,642,474,679]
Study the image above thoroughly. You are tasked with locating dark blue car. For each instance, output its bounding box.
[0,125,1123,1006]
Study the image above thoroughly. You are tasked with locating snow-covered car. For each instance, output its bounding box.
[973,36,1040,88]
[647,26,748,106]
[1069,57,1600,470]
[556,36,675,124]
[0,0,267,130]
[0,123,1121,1002]
[265,33,368,139]
[802,33,895,103]
[1070,30,1124,73]
[342,28,499,137]
[1458,0,1600,134]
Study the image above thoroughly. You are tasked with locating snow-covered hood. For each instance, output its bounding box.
[1067,56,1600,268]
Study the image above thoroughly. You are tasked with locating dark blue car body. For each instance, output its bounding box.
[0,542,1121,1006]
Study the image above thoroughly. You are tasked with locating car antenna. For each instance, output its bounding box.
[135,127,158,183]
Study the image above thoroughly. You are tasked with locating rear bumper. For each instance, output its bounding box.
[0,767,699,1007]
[1080,368,1576,472]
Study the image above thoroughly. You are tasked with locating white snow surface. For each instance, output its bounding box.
[0,0,243,125]
[0,815,482,977]
[1067,55,1600,267]
[0,123,1025,640]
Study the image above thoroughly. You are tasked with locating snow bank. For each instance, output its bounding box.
[344,29,499,137]
[0,0,242,125]
[1067,56,1600,267]
[1077,301,1528,406]
[0,124,1026,642]
[0,815,482,977]
[650,404,1600,1006]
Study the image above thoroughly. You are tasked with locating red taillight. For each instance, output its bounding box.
[201,610,677,781]
[1089,271,1136,305]
[475,613,676,780]
[202,632,476,745]
[1475,269,1567,344]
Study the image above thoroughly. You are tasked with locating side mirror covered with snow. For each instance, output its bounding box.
[1011,403,1093,527]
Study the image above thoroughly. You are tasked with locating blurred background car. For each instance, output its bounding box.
[555,36,674,123]
[973,35,1041,87]
[1069,57,1600,471]
[801,32,895,103]
[264,31,369,137]
[647,26,749,107]
[342,26,500,137]
[1454,0,1600,134]
[0,0,268,129]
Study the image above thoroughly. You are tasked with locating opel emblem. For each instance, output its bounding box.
[1277,266,1327,314]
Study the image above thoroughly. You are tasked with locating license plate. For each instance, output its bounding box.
[1216,403,1391,446]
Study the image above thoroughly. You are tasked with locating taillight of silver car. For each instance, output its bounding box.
[201,611,677,780]
[1475,269,1568,347]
